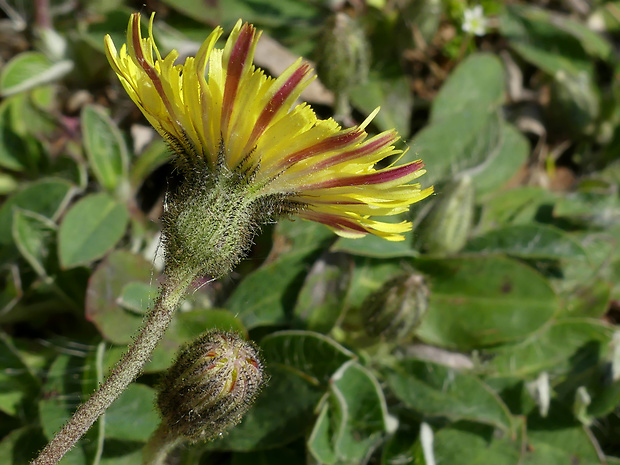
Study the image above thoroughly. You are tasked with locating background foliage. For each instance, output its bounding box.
[2,0,620,464]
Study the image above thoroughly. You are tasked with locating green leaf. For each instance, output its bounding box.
[0,426,47,465]
[524,412,604,464]
[129,139,170,188]
[415,256,558,350]
[226,221,332,329]
[500,5,593,76]
[58,193,129,268]
[430,53,505,124]
[0,333,39,416]
[331,231,418,258]
[472,123,529,197]
[386,359,513,433]
[12,209,57,276]
[487,319,613,379]
[344,258,403,310]
[260,331,356,386]
[81,105,128,194]
[308,362,389,464]
[39,354,89,465]
[105,384,159,441]
[423,423,523,465]
[0,179,73,248]
[406,109,501,186]
[0,52,73,96]
[350,68,413,137]
[478,187,558,233]
[209,363,323,451]
[464,224,587,260]
[118,282,157,315]
[292,252,352,332]
[85,250,152,344]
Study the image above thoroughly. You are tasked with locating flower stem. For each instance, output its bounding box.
[30,271,195,465]
[142,423,181,465]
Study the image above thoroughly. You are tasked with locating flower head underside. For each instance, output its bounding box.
[104,13,433,241]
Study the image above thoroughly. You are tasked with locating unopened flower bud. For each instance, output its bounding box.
[315,12,370,94]
[362,273,429,342]
[157,331,265,441]
[415,175,475,255]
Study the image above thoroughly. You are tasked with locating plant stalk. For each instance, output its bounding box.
[30,271,194,465]
[142,423,181,465]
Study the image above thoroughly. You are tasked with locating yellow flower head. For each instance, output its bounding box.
[104,13,432,241]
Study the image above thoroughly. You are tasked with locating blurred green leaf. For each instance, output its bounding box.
[81,105,129,195]
[58,193,129,269]
[0,426,47,465]
[386,359,514,432]
[0,52,73,96]
[415,255,557,350]
[85,250,151,344]
[472,123,529,197]
[332,231,418,259]
[478,187,559,233]
[419,423,523,465]
[117,282,156,315]
[500,5,593,75]
[105,384,158,441]
[12,209,57,276]
[430,53,505,124]
[406,109,501,186]
[0,179,73,249]
[487,319,613,379]
[525,412,604,464]
[0,333,39,417]
[293,252,351,332]
[350,68,413,137]
[465,224,587,260]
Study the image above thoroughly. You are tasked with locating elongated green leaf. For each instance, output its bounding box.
[421,423,523,465]
[81,105,128,194]
[0,52,73,96]
[58,193,129,268]
[431,53,505,124]
[0,179,73,247]
[464,224,587,260]
[261,331,356,386]
[487,319,613,379]
[350,69,413,137]
[415,256,557,350]
[12,209,57,276]
[293,252,352,332]
[386,359,513,432]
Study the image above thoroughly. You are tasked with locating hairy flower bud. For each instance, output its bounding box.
[362,273,429,342]
[415,175,475,255]
[157,331,265,441]
[315,12,370,94]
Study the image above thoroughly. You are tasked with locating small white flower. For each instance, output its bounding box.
[462,5,488,36]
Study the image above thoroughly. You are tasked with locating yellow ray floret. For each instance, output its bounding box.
[104,13,433,241]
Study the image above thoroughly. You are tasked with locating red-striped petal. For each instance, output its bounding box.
[221,23,255,132]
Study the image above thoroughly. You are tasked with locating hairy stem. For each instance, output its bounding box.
[30,271,194,465]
